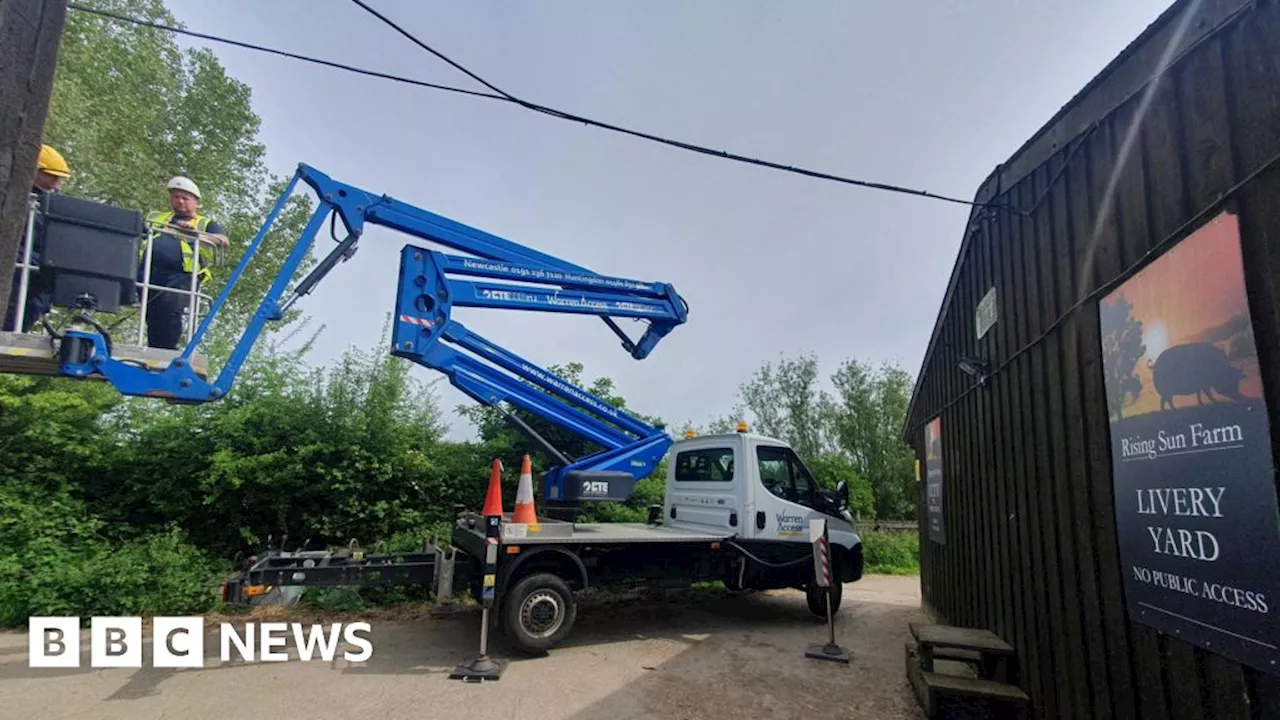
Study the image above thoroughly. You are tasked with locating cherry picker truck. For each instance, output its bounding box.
[18,164,864,656]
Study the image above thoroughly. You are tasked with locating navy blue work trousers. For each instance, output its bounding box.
[144,273,200,350]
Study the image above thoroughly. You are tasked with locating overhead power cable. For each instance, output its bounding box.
[68,1,991,209]
[66,3,504,102]
[347,0,518,102]
[345,0,989,208]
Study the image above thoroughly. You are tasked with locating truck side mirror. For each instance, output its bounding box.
[835,480,850,509]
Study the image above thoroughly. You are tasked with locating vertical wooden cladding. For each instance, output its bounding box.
[902,1,1280,717]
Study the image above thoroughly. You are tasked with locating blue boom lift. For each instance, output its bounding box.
[52,163,688,510]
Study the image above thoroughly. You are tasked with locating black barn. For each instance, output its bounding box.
[903,0,1280,717]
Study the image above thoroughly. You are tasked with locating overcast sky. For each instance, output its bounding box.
[160,0,1174,440]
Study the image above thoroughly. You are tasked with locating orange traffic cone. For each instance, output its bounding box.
[482,459,504,517]
[512,455,538,524]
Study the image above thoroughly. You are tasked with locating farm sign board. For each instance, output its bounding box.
[1098,210,1280,676]
[924,417,945,544]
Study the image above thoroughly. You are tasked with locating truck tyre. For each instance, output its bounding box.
[501,572,577,654]
[805,579,842,617]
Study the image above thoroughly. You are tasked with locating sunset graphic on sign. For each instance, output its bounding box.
[1099,211,1262,422]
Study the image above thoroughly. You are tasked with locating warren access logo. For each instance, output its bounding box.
[29,617,374,668]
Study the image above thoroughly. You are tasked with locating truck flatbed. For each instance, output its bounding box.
[453,512,731,546]
[534,522,730,544]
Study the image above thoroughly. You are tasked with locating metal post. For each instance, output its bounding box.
[138,229,156,346]
[805,518,851,664]
[825,581,836,647]
[12,195,37,332]
[477,603,491,656]
[436,546,454,602]
[186,236,200,342]
[450,511,508,681]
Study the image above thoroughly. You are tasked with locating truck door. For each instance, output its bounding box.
[746,442,844,543]
[664,444,743,534]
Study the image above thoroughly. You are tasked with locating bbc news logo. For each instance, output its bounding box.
[28,617,374,668]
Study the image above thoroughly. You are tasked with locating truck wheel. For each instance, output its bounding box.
[805,579,842,617]
[501,572,577,654]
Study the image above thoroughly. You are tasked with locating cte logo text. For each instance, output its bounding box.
[28,617,374,668]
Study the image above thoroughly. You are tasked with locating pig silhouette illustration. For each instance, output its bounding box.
[1147,342,1245,410]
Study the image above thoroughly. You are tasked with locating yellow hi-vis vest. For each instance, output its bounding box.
[143,210,217,283]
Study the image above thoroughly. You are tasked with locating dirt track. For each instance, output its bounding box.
[0,574,928,720]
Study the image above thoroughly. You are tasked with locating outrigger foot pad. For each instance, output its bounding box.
[805,642,852,664]
[450,655,508,682]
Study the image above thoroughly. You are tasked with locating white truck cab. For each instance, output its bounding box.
[660,426,863,593]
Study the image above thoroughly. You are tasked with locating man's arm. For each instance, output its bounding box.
[160,217,230,249]
[203,220,230,248]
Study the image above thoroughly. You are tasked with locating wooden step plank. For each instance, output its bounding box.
[911,622,983,663]
[915,624,1016,655]
[935,647,983,663]
[921,671,1030,704]
[908,637,983,667]
[0,331,208,379]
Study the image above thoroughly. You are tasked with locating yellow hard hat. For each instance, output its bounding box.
[37,144,71,178]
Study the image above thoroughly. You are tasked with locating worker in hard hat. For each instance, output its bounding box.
[4,144,71,332]
[34,144,71,193]
[138,175,230,349]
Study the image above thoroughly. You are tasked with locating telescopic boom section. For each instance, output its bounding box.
[55,163,688,506]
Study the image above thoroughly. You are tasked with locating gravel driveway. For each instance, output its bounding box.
[0,574,928,720]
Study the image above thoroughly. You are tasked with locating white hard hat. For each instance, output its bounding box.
[167,175,201,200]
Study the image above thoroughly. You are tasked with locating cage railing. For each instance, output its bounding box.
[6,192,218,350]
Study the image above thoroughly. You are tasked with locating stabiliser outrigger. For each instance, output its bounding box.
[48,164,861,666]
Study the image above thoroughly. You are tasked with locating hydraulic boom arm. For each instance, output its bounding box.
[57,164,688,506]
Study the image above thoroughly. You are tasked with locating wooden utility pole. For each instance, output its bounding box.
[0,0,67,312]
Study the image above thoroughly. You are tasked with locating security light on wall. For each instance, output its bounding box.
[957,355,991,384]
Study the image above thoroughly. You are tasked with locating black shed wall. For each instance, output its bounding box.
[903,1,1280,717]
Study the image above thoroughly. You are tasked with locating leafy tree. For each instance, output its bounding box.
[700,353,913,520]
[805,452,875,518]
[737,353,833,461]
[825,359,917,520]
[1098,292,1146,420]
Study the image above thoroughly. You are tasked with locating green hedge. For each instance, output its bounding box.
[861,529,920,575]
